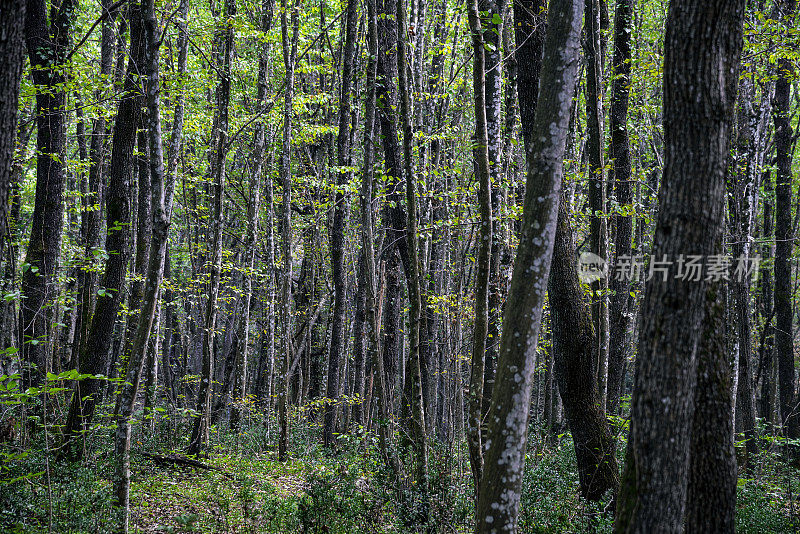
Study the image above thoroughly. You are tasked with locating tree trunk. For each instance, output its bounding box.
[0,0,26,259]
[549,196,619,501]
[397,0,429,492]
[277,0,299,462]
[323,0,358,447]
[772,0,799,445]
[188,0,235,455]
[465,0,493,494]
[474,0,583,529]
[584,0,609,408]
[61,1,145,455]
[615,1,745,531]
[20,0,77,388]
[685,276,737,533]
[230,0,275,432]
[112,0,177,528]
[606,0,634,416]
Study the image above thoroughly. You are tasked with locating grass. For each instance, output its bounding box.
[1,405,799,533]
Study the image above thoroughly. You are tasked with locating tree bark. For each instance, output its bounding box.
[397,0,429,492]
[61,0,145,455]
[277,0,299,462]
[0,0,26,259]
[614,1,745,531]
[474,0,584,530]
[230,0,275,432]
[583,0,610,410]
[685,276,737,533]
[549,196,619,501]
[772,0,799,445]
[112,0,177,528]
[20,0,77,388]
[466,0,494,494]
[188,0,236,455]
[323,0,358,447]
[606,0,634,416]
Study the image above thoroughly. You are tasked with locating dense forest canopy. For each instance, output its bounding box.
[1,0,799,532]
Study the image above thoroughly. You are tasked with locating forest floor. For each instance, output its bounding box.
[2,413,800,533]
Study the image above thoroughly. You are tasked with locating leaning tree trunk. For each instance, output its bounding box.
[474,0,584,530]
[548,196,619,501]
[614,0,745,532]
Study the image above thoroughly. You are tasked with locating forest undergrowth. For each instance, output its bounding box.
[1,396,798,533]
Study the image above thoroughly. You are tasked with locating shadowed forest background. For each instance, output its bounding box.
[1,0,800,532]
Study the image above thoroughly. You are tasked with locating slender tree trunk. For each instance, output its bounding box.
[465,0,493,494]
[606,0,634,416]
[230,0,275,431]
[584,0,609,407]
[112,0,178,528]
[615,1,745,531]
[363,0,401,477]
[323,0,358,447]
[188,0,236,455]
[474,0,584,529]
[397,0,429,491]
[277,0,299,462]
[730,74,760,464]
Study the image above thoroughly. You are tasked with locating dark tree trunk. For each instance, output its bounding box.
[606,0,634,416]
[474,0,584,529]
[362,0,401,477]
[20,0,77,387]
[772,0,799,444]
[685,276,737,533]
[615,1,745,531]
[323,0,358,447]
[549,197,619,501]
[61,1,145,455]
[0,0,26,258]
